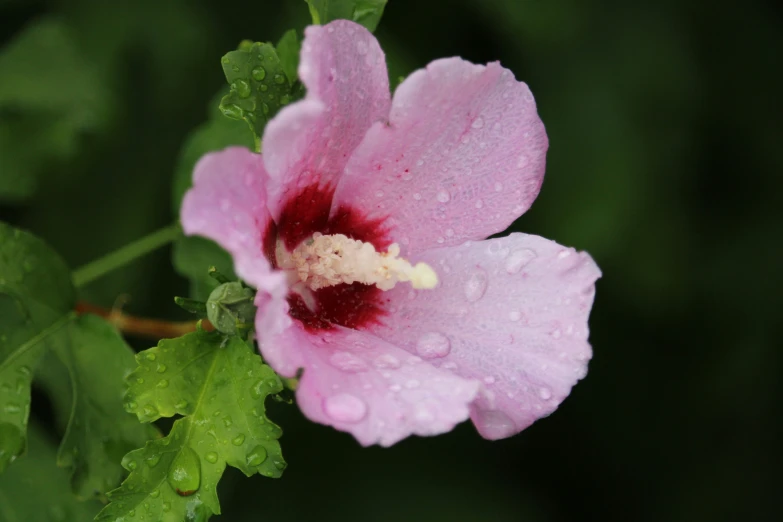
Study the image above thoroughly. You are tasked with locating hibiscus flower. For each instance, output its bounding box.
[182,20,600,446]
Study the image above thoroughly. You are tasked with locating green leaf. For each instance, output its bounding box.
[219,41,297,147]
[0,17,110,202]
[276,29,301,85]
[0,422,102,522]
[98,330,285,521]
[304,0,388,32]
[0,222,75,472]
[50,315,159,500]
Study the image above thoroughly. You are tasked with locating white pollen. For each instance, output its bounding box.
[280,233,438,292]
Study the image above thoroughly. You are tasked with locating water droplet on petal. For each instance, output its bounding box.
[415,332,451,359]
[374,354,401,369]
[505,249,537,274]
[475,410,517,439]
[475,199,484,209]
[471,117,485,129]
[464,269,489,302]
[323,394,367,423]
[246,445,267,467]
[329,351,368,373]
[508,311,521,322]
[539,387,552,400]
[436,190,450,203]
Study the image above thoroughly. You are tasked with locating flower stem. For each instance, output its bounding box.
[75,302,213,339]
[71,223,182,288]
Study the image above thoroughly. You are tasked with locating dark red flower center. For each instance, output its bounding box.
[264,183,391,332]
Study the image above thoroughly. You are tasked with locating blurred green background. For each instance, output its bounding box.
[1,0,780,521]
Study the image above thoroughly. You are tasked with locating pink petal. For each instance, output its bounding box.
[262,20,391,220]
[180,147,285,293]
[332,58,547,254]
[255,318,480,446]
[366,233,600,440]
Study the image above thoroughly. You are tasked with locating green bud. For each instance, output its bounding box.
[206,282,256,335]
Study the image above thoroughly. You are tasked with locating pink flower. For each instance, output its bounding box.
[182,20,600,446]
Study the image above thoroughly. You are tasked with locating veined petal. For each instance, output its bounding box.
[255,318,480,446]
[366,233,600,439]
[262,20,391,221]
[181,147,285,293]
[333,58,547,254]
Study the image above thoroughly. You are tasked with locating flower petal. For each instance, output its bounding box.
[332,58,547,254]
[255,317,480,446]
[181,147,285,293]
[366,233,600,439]
[262,20,391,220]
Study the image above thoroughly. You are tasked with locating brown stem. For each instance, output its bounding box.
[75,301,213,339]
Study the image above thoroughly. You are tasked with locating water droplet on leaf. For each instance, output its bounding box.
[204,452,218,464]
[246,445,267,467]
[167,446,201,496]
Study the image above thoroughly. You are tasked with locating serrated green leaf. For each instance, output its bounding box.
[0,17,110,202]
[0,222,75,473]
[304,0,388,32]
[0,422,102,522]
[276,29,301,85]
[219,42,297,146]
[98,331,285,521]
[49,315,159,500]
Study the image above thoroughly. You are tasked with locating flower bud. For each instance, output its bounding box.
[206,282,256,335]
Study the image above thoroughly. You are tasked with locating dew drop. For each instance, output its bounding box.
[374,354,401,369]
[167,447,201,496]
[4,403,20,414]
[175,400,189,410]
[145,454,161,468]
[464,269,489,302]
[413,193,422,200]
[142,405,158,418]
[273,73,286,84]
[539,387,552,400]
[508,310,521,322]
[156,379,169,389]
[145,353,156,362]
[162,502,171,512]
[323,394,367,423]
[246,445,268,467]
[436,190,450,203]
[150,489,160,498]
[329,351,368,373]
[474,410,517,439]
[471,117,485,129]
[156,364,167,373]
[233,79,251,98]
[415,332,451,359]
[204,452,218,464]
[220,103,243,119]
[232,434,246,446]
[475,199,484,209]
[505,249,536,274]
[251,66,266,81]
